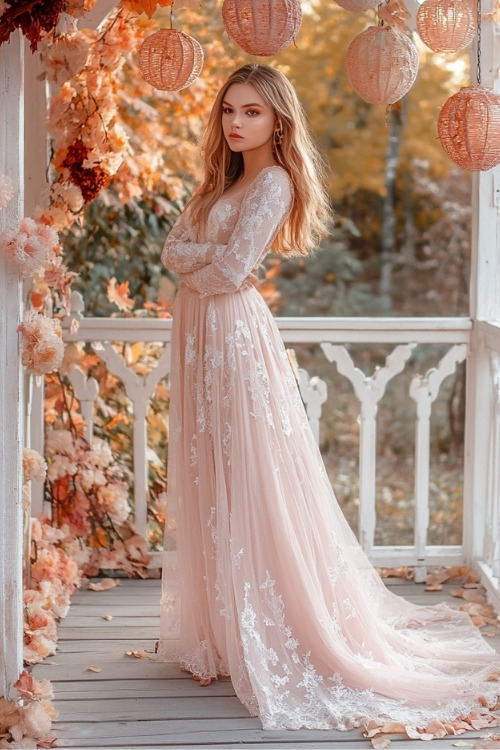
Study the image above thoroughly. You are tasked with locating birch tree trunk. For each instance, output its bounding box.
[379,105,402,309]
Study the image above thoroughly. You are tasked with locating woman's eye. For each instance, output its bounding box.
[222,107,233,115]
[247,110,259,116]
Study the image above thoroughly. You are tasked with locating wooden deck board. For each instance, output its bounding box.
[31,578,500,749]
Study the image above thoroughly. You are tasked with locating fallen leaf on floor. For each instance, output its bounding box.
[102,614,113,621]
[463,589,487,603]
[35,735,59,748]
[452,742,473,748]
[371,736,391,748]
[125,650,151,659]
[426,570,450,587]
[44,661,60,666]
[445,565,471,580]
[377,567,414,580]
[364,721,406,737]
[88,578,119,591]
[482,630,498,637]
[86,665,102,672]
[457,601,499,627]
[425,584,443,592]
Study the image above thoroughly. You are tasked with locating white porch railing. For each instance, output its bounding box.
[28,292,486,584]
[474,320,500,608]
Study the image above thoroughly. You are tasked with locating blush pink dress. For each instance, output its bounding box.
[157,165,500,731]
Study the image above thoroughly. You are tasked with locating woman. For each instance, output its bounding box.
[157,64,500,732]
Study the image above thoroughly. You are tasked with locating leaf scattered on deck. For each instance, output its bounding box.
[88,578,119,591]
[125,650,151,659]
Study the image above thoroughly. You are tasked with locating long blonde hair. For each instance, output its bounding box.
[188,64,331,256]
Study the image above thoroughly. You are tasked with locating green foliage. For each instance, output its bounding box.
[61,192,181,315]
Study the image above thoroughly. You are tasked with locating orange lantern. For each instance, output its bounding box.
[138,29,204,91]
[417,0,476,52]
[345,26,419,105]
[222,0,302,56]
[334,0,382,12]
[437,86,500,171]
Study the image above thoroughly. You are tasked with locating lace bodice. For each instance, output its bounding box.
[161,166,293,297]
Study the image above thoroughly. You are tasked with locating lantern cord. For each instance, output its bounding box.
[170,1,174,29]
[476,0,481,85]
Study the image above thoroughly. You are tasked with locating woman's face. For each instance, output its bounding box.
[221,82,276,156]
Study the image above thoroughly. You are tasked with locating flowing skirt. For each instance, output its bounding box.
[158,282,500,731]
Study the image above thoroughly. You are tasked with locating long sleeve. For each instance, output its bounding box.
[161,206,225,274]
[180,167,292,297]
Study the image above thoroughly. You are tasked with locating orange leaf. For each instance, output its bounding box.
[88,578,119,591]
[107,277,135,312]
[120,0,172,17]
[107,413,129,430]
[125,650,151,659]
[87,665,102,672]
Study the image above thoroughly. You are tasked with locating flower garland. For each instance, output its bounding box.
[0,0,97,51]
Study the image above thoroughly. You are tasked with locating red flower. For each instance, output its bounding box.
[63,140,111,203]
[0,0,65,52]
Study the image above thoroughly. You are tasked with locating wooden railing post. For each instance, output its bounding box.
[0,31,25,698]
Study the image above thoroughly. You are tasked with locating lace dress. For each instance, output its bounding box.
[158,165,500,731]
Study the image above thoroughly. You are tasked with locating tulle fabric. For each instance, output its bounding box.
[158,168,500,731]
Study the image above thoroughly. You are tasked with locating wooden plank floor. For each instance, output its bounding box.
[31,578,500,750]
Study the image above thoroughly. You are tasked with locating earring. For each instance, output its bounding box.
[273,128,283,150]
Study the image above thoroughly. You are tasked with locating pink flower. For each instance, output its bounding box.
[31,547,61,584]
[22,448,47,483]
[41,32,90,86]
[18,312,65,376]
[0,218,59,278]
[45,428,75,455]
[96,482,131,524]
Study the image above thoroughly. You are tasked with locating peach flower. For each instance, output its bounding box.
[0,217,59,278]
[22,448,47,483]
[18,311,64,376]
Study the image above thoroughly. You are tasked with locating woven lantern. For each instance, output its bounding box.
[222,0,302,56]
[138,29,204,91]
[437,86,500,171]
[334,0,382,13]
[345,26,419,105]
[417,0,476,52]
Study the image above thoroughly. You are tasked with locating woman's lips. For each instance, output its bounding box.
[228,133,243,139]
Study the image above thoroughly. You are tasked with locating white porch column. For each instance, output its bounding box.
[0,32,25,697]
[462,11,500,565]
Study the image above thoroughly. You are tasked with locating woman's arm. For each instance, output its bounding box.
[161,206,225,274]
[180,168,292,297]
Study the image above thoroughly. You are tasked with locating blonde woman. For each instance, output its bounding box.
[158,64,500,733]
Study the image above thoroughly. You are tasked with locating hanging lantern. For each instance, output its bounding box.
[138,29,204,91]
[437,86,500,171]
[345,26,419,105]
[417,0,476,52]
[221,0,302,56]
[334,0,381,13]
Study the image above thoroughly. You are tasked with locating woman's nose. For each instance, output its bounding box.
[232,112,242,127]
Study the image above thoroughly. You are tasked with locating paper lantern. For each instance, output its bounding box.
[334,0,382,12]
[138,29,204,91]
[345,26,419,105]
[437,86,500,171]
[222,0,302,56]
[417,0,476,52]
